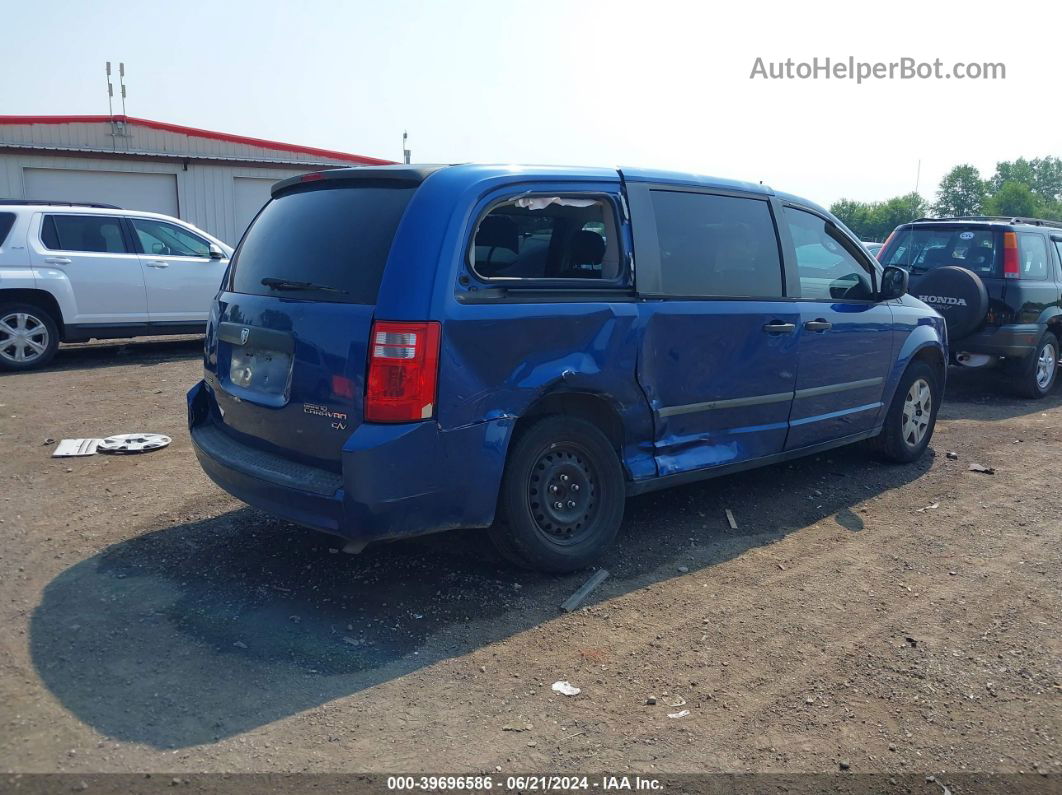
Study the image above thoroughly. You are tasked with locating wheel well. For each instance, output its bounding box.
[1046,317,1061,341]
[912,346,945,380]
[514,392,625,460]
[0,289,64,335]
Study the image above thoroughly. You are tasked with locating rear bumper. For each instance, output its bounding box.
[187,381,513,542]
[955,324,1042,358]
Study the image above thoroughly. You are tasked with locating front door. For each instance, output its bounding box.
[129,217,228,323]
[780,206,893,449]
[30,212,148,324]
[629,185,799,476]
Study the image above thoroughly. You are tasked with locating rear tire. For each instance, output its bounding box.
[0,302,60,371]
[489,415,625,573]
[1006,332,1058,399]
[870,360,940,463]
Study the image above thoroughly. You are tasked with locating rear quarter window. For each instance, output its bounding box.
[1016,233,1049,280]
[470,196,622,281]
[0,212,15,246]
[229,185,415,305]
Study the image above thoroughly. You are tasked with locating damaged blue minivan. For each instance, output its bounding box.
[188,164,947,572]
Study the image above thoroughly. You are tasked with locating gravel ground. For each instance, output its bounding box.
[0,336,1059,780]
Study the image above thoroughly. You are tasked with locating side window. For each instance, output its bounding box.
[1053,241,1062,281]
[0,212,15,246]
[41,215,128,254]
[1017,233,1048,280]
[784,207,875,300]
[471,196,621,280]
[131,218,211,258]
[650,191,783,297]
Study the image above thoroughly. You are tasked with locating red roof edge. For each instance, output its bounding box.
[0,115,395,165]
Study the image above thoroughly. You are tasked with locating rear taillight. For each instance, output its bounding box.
[365,321,441,423]
[1003,232,1020,279]
[877,230,895,260]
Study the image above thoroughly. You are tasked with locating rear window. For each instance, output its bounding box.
[229,185,415,304]
[0,212,14,246]
[880,226,999,277]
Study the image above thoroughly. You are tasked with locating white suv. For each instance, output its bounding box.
[0,201,233,370]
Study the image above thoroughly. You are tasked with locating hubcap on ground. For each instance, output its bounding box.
[527,445,597,543]
[0,312,49,364]
[901,378,932,448]
[1035,343,1056,390]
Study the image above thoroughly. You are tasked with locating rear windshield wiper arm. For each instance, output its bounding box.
[261,277,348,294]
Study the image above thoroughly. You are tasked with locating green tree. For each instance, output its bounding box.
[989,158,1036,192]
[932,165,987,217]
[990,156,1062,203]
[829,199,873,238]
[982,180,1044,218]
[872,193,929,240]
[830,193,928,241]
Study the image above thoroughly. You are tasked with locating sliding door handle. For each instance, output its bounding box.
[762,321,796,333]
[804,319,833,332]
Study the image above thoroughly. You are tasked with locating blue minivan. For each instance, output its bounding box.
[188,165,947,572]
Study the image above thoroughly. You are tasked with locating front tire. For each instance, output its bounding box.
[1007,332,1058,399]
[489,415,625,573]
[871,360,940,463]
[0,303,60,371]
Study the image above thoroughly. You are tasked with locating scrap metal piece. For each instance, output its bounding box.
[560,568,609,613]
[52,438,102,457]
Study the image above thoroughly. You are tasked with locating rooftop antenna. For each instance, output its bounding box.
[105,62,114,117]
[119,62,128,117]
[402,130,411,164]
[913,158,922,220]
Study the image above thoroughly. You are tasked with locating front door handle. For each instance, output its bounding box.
[44,256,71,265]
[762,321,796,333]
[145,260,170,269]
[804,319,833,332]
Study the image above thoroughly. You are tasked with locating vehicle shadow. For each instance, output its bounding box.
[941,364,1062,420]
[46,336,204,373]
[30,444,929,749]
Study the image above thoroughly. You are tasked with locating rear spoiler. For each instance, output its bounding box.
[272,165,445,197]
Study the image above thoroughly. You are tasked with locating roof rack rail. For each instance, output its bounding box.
[908,215,1062,229]
[0,198,122,209]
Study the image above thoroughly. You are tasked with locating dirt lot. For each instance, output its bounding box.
[0,337,1059,778]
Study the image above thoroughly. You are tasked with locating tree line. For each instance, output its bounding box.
[829,156,1062,241]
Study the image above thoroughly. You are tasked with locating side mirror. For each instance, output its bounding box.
[878,265,908,300]
[208,243,225,260]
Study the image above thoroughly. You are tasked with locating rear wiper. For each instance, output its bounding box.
[261,277,348,294]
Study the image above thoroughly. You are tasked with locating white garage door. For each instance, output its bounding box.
[23,168,179,216]
[233,177,277,241]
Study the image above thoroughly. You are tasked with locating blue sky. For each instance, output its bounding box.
[1,0,1057,206]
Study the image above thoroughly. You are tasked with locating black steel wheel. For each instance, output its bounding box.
[490,415,624,572]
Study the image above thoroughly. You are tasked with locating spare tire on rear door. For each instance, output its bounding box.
[911,265,989,341]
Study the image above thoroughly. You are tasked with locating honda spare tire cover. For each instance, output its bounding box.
[911,266,989,341]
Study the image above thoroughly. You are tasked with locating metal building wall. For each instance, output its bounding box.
[0,118,391,244]
[0,152,314,244]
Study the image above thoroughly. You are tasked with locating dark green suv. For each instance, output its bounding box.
[879,216,1062,398]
